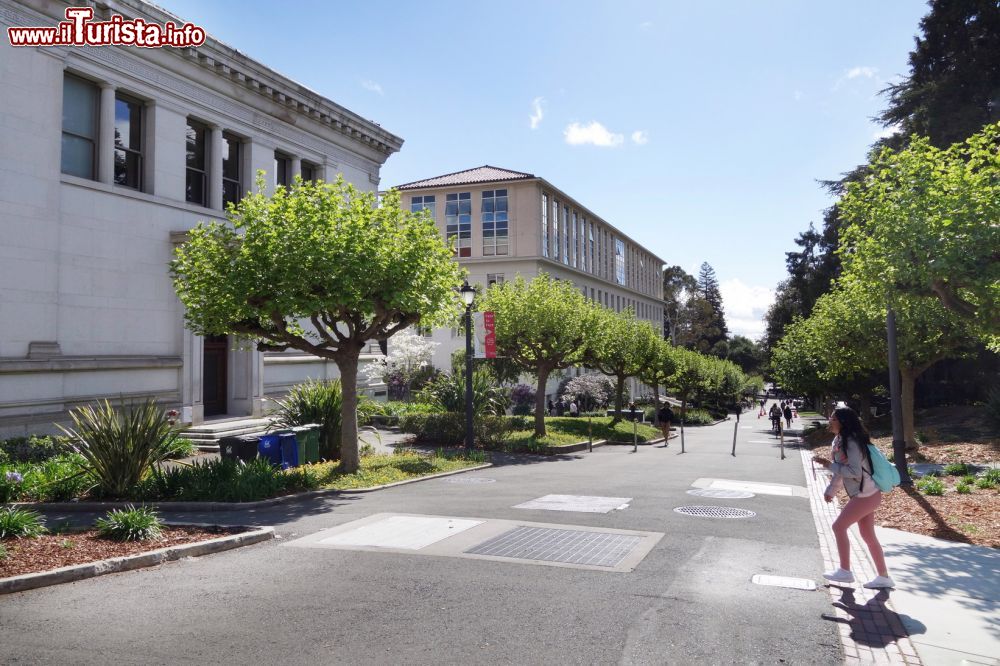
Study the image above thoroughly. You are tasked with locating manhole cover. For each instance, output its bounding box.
[465,526,641,567]
[674,505,756,519]
[686,489,754,499]
[444,477,496,484]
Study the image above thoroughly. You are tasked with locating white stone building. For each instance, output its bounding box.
[0,0,402,436]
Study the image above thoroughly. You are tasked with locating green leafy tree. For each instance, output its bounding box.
[170,177,463,473]
[662,265,697,345]
[637,339,677,424]
[726,335,764,376]
[585,308,660,423]
[839,124,1000,336]
[666,347,711,451]
[480,273,598,436]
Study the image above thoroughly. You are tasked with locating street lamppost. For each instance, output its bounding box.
[460,280,476,451]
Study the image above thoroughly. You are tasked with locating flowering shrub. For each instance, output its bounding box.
[510,384,536,416]
[560,374,614,412]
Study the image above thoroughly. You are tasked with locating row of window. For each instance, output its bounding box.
[62,72,319,208]
[580,283,660,321]
[411,190,509,257]
[540,192,658,295]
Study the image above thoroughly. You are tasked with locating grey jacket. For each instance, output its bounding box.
[825,435,875,498]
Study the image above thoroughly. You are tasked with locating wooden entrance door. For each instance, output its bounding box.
[202,335,228,417]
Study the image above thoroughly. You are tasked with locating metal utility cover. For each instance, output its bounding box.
[686,488,755,499]
[674,505,757,519]
[318,516,482,550]
[513,494,631,513]
[465,526,641,568]
[752,574,817,591]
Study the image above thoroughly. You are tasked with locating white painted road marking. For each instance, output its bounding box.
[514,494,632,513]
[751,574,817,590]
[691,478,809,498]
[318,515,482,550]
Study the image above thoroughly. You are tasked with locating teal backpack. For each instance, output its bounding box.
[866,444,901,492]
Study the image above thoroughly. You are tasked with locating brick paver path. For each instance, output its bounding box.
[800,448,923,665]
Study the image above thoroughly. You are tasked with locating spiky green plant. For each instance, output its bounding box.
[58,399,180,498]
[95,505,163,542]
[270,379,343,460]
[0,507,47,538]
[417,369,509,417]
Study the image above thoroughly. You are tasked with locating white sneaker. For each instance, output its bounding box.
[823,568,855,584]
[863,575,895,589]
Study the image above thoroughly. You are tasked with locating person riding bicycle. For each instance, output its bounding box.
[769,403,782,433]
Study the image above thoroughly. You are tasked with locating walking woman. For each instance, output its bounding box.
[812,407,894,588]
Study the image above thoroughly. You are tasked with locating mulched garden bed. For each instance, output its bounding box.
[0,526,245,579]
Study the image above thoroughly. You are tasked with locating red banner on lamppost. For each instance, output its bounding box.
[473,311,496,358]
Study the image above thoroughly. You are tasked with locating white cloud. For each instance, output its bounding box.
[564,121,624,147]
[719,279,775,340]
[639,21,653,31]
[846,66,878,80]
[529,97,545,129]
[872,123,902,141]
[631,130,649,145]
[361,79,383,95]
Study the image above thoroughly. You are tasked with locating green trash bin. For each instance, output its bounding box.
[294,424,321,464]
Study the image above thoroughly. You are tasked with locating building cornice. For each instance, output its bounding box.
[1,0,403,163]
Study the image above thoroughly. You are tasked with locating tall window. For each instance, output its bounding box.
[571,212,578,267]
[551,199,559,261]
[589,223,595,274]
[274,152,291,187]
[562,206,570,264]
[411,195,435,216]
[113,94,143,190]
[221,132,242,206]
[300,162,316,182]
[445,192,471,257]
[615,238,626,285]
[482,189,508,256]
[185,120,207,205]
[61,74,98,180]
[541,193,549,257]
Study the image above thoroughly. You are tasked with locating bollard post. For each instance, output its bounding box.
[779,418,786,460]
[588,413,593,453]
[732,419,738,457]
[633,417,638,453]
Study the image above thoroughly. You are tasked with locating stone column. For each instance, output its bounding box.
[98,83,115,184]
[208,126,223,209]
[291,156,301,181]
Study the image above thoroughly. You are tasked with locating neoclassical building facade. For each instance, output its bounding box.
[0,0,402,436]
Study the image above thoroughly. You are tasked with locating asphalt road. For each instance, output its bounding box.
[1,416,841,665]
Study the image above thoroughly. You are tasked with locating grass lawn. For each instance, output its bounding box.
[306,451,486,490]
[505,416,662,451]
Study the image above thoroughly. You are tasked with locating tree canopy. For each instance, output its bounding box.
[170,177,463,471]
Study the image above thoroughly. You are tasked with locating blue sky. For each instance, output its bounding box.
[160,0,930,339]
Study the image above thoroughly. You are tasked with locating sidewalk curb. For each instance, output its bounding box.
[0,526,274,595]
[16,463,493,513]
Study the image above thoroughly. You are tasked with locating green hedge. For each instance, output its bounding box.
[398,412,520,449]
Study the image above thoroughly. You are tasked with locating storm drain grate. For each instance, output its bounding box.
[464,526,641,567]
[674,505,756,519]
[443,477,496,484]
[686,489,754,499]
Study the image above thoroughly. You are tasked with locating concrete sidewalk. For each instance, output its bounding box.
[801,447,1000,665]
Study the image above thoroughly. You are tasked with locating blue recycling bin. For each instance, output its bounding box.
[257,432,285,466]
[278,432,299,469]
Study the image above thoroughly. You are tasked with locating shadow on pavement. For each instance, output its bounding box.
[823,588,926,647]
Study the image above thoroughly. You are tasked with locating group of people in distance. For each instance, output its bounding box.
[761,399,795,432]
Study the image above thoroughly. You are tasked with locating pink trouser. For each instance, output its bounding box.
[831,491,887,575]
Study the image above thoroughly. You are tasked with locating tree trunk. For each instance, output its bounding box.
[612,375,625,424]
[534,366,550,438]
[652,383,660,425]
[337,353,361,474]
[900,366,919,451]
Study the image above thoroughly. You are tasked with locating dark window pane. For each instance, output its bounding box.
[186,123,205,168]
[62,75,97,139]
[222,135,240,180]
[301,163,314,182]
[223,180,241,206]
[114,97,141,150]
[114,148,141,189]
[186,169,205,205]
[61,134,94,179]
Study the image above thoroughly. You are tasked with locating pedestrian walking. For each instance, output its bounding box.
[783,403,793,429]
[657,403,674,444]
[569,400,579,417]
[547,399,554,416]
[811,407,894,589]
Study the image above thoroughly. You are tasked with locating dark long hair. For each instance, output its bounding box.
[833,406,872,460]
